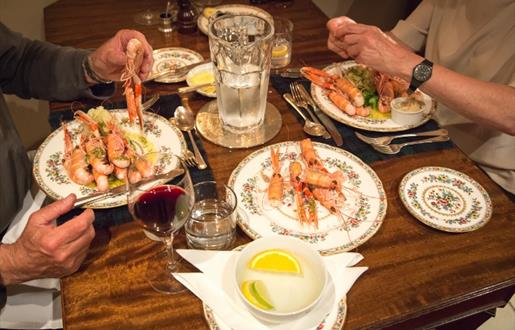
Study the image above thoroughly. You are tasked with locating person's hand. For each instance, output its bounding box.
[0,194,95,285]
[327,16,420,78]
[88,29,153,82]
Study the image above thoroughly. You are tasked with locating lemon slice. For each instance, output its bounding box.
[241,280,274,310]
[203,7,217,18]
[272,44,289,58]
[248,249,302,274]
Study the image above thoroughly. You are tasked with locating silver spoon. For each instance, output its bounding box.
[174,102,208,170]
[283,93,327,137]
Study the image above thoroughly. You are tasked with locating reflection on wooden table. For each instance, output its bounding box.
[44,0,515,329]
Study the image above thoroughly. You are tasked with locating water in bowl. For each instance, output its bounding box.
[239,253,324,313]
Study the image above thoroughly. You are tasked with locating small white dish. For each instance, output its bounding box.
[233,235,327,323]
[186,62,216,98]
[390,94,431,126]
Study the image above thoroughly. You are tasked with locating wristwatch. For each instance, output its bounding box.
[408,58,433,94]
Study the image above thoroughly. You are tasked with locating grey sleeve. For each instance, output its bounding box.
[0,23,114,101]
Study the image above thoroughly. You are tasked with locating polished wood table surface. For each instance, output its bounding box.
[44,0,515,329]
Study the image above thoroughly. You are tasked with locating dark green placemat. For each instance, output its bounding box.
[271,75,454,164]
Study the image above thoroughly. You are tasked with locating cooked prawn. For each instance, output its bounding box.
[121,38,144,129]
[267,147,283,207]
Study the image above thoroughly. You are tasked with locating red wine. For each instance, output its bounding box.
[133,185,191,235]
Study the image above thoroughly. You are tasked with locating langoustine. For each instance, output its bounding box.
[63,122,94,186]
[300,66,369,117]
[121,38,144,129]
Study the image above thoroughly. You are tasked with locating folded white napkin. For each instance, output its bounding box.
[174,249,367,330]
[0,190,62,329]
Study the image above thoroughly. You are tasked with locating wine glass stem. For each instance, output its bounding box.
[164,233,177,272]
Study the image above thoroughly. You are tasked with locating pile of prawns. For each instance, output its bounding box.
[301,66,408,117]
[267,139,347,228]
[62,39,151,192]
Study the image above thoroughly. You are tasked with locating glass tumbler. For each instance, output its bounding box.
[208,14,274,133]
[271,17,293,69]
[185,181,238,250]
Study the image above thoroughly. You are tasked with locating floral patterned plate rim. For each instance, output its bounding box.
[152,47,204,83]
[197,4,273,35]
[398,166,493,233]
[310,61,435,132]
[203,296,347,330]
[32,110,187,209]
[202,244,347,330]
[228,141,387,255]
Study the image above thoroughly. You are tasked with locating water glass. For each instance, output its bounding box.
[185,181,238,250]
[208,14,274,133]
[271,17,293,69]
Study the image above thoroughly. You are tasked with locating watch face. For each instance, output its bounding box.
[414,64,432,81]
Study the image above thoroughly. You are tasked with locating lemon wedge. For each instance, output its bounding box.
[203,7,217,18]
[241,280,274,310]
[272,44,289,58]
[248,249,302,274]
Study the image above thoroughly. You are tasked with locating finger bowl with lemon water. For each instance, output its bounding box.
[234,236,327,322]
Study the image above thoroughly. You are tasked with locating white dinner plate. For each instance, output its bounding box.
[399,166,493,232]
[228,141,387,255]
[33,110,187,208]
[197,4,273,35]
[152,47,204,83]
[310,61,435,132]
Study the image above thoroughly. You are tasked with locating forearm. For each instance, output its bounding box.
[0,244,22,285]
[0,23,96,101]
[395,53,515,135]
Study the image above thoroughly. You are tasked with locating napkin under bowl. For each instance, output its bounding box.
[233,236,327,322]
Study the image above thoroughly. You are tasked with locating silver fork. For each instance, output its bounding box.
[290,82,330,139]
[372,135,450,154]
[355,129,448,146]
[181,150,198,168]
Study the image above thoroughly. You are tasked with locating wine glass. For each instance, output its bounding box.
[134,0,161,25]
[128,154,194,294]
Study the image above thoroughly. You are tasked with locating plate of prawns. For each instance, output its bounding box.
[302,61,434,132]
[33,108,187,208]
[33,39,187,208]
[229,139,387,255]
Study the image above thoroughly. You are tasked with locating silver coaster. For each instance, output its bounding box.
[195,101,282,149]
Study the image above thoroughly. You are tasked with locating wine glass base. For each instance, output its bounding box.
[134,11,161,26]
[145,250,187,294]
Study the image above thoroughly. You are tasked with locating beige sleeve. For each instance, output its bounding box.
[390,0,436,52]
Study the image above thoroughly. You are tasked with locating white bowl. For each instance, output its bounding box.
[390,94,431,126]
[233,235,327,323]
[186,62,216,98]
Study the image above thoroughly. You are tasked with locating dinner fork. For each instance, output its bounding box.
[372,135,450,154]
[181,150,198,168]
[355,128,448,146]
[290,82,330,139]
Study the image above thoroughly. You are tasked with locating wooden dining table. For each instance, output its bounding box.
[43,0,515,329]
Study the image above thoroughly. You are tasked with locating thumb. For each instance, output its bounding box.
[31,194,76,225]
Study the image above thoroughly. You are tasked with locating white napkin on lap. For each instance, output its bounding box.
[0,190,62,329]
[174,249,367,330]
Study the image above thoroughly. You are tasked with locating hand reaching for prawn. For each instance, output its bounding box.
[326,16,421,80]
[87,29,153,83]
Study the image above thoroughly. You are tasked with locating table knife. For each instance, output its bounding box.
[297,84,343,146]
[73,168,184,208]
